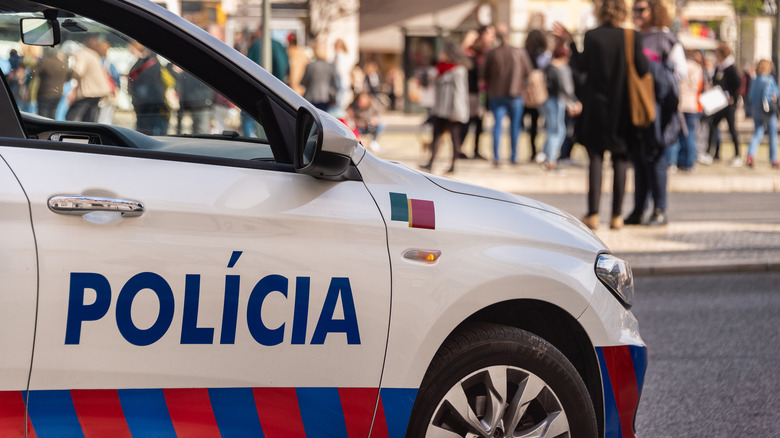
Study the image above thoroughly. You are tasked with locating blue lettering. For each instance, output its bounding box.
[246,274,287,346]
[66,265,361,346]
[116,272,175,346]
[181,274,215,344]
[291,277,310,345]
[65,273,112,344]
[220,275,240,344]
[311,277,360,345]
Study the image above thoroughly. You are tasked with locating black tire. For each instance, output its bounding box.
[406,323,598,438]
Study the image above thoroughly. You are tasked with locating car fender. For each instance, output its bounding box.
[359,154,609,388]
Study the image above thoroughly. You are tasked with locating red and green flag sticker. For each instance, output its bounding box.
[390,192,435,230]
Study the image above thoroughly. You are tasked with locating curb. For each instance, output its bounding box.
[630,261,780,276]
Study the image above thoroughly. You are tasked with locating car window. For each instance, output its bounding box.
[0,11,276,163]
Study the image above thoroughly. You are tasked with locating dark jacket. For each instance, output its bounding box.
[300,59,336,104]
[569,26,648,155]
[483,43,532,100]
[713,62,741,103]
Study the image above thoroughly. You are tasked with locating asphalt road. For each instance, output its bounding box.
[631,272,780,436]
[527,193,780,223]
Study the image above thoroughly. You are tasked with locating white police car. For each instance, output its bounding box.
[0,1,646,436]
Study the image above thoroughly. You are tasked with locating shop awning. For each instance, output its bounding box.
[359,0,478,53]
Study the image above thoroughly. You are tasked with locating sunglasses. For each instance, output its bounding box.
[632,6,648,13]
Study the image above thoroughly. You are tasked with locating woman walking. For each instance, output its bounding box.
[707,43,743,165]
[746,59,779,168]
[553,0,649,230]
[420,40,471,174]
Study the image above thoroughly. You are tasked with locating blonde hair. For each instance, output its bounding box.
[756,59,773,75]
[595,0,628,26]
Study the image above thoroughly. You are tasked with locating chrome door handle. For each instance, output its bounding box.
[48,195,144,217]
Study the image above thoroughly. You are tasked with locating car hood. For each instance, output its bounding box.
[357,155,607,251]
[421,172,566,216]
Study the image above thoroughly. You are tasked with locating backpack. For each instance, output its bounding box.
[648,59,681,147]
[523,69,548,108]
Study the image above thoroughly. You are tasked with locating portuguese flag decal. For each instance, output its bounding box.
[389,192,435,230]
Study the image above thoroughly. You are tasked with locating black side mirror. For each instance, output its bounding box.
[20,10,61,47]
[295,106,323,171]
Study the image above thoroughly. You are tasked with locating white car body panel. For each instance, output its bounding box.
[0,147,390,390]
[357,154,608,387]
[0,157,37,390]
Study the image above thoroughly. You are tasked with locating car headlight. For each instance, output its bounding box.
[595,254,634,308]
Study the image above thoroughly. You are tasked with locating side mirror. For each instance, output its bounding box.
[20,17,61,47]
[295,106,322,171]
[295,106,354,180]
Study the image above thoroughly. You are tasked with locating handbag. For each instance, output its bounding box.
[699,86,728,116]
[624,29,655,128]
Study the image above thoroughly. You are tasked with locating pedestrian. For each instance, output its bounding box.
[287,33,310,97]
[247,27,289,83]
[34,47,67,119]
[66,36,112,123]
[552,0,649,230]
[300,44,337,111]
[352,91,385,152]
[706,42,742,166]
[174,67,213,134]
[420,40,471,174]
[332,38,352,110]
[669,51,704,172]
[363,61,382,97]
[127,41,169,135]
[459,25,494,160]
[524,28,550,162]
[484,24,532,166]
[697,51,716,165]
[540,43,580,170]
[745,59,778,169]
[624,0,687,227]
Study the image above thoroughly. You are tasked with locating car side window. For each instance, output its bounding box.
[0,12,276,164]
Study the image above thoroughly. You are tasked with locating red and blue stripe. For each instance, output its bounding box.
[596,345,648,438]
[0,387,418,437]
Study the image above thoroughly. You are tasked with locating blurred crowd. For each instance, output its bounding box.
[3,5,777,231]
[402,0,778,230]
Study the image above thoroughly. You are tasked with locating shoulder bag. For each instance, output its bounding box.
[624,28,655,128]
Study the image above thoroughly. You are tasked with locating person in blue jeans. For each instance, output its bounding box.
[746,59,779,169]
[483,25,532,166]
[667,54,704,171]
[488,97,524,164]
[540,44,580,170]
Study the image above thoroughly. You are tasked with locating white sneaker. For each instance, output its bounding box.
[697,153,713,165]
[729,157,742,167]
[534,152,547,164]
[369,140,381,152]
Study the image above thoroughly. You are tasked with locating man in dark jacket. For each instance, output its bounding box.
[483,25,532,166]
[35,48,68,119]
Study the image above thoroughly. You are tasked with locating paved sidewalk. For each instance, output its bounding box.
[370,112,780,275]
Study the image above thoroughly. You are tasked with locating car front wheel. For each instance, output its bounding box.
[407,323,598,438]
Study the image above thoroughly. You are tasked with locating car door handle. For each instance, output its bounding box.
[48,195,144,217]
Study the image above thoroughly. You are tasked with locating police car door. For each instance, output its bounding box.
[0,9,390,436]
[0,81,37,435]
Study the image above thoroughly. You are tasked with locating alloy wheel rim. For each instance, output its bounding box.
[426,365,570,438]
